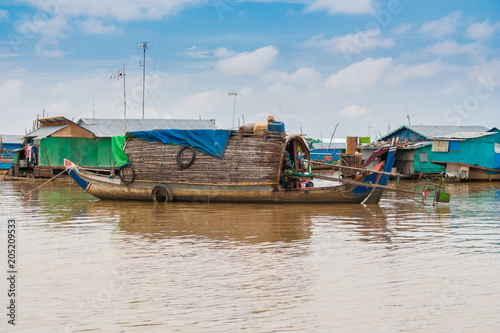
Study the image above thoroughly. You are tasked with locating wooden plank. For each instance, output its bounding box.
[124,136,284,184]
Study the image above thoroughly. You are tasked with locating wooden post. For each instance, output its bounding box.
[44,146,53,176]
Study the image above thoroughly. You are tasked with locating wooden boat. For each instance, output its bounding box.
[65,129,399,204]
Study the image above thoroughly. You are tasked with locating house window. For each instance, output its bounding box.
[449,141,459,152]
[419,152,428,163]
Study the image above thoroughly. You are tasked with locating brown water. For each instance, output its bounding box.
[1,180,500,332]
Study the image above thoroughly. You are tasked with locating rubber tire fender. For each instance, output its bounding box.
[151,184,174,203]
[177,146,196,169]
[119,164,135,185]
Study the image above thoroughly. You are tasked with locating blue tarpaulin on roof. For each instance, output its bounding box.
[128,129,232,159]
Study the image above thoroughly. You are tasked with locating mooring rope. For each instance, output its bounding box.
[22,169,67,197]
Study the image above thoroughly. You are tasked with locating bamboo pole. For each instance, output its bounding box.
[307,159,398,177]
[314,174,425,195]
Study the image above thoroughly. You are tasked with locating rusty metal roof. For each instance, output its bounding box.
[25,125,69,138]
[378,125,490,141]
[0,134,24,144]
[38,116,70,123]
[77,118,218,137]
[429,132,496,141]
[359,141,432,150]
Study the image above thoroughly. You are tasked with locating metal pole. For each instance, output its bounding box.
[142,47,146,119]
[123,65,127,135]
[232,94,237,128]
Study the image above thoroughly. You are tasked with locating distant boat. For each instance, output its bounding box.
[65,128,399,204]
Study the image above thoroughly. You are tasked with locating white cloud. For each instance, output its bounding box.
[424,39,478,56]
[79,18,116,34]
[419,11,462,38]
[264,67,322,95]
[0,9,8,21]
[170,89,228,117]
[392,23,412,34]
[385,61,442,85]
[184,46,211,59]
[264,67,321,84]
[306,0,375,15]
[20,0,203,21]
[325,57,393,91]
[215,46,278,76]
[15,15,69,41]
[34,40,65,58]
[305,29,394,56]
[44,100,73,116]
[465,20,496,39]
[0,79,25,106]
[15,15,70,57]
[214,47,236,58]
[338,105,369,118]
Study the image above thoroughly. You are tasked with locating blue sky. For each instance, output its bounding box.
[1,0,499,139]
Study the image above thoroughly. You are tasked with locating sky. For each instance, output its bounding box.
[0,0,499,140]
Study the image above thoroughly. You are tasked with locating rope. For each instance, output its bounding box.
[22,169,67,197]
[285,151,295,170]
[284,170,315,177]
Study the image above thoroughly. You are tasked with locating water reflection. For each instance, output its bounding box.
[1,180,500,332]
[3,180,499,253]
[86,201,315,243]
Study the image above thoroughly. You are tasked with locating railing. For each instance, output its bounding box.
[0,149,15,159]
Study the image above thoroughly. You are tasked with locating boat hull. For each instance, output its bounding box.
[68,167,382,204]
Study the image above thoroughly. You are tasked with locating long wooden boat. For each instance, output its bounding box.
[65,129,399,204]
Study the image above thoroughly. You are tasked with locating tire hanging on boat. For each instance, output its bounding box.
[119,164,135,185]
[151,184,173,203]
[177,146,196,169]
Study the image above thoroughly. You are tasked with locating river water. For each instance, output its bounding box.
[1,180,499,332]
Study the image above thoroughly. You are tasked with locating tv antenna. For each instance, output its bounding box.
[405,102,411,125]
[110,65,127,134]
[228,92,242,128]
[138,42,151,119]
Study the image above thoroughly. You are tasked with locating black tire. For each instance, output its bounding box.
[177,146,196,169]
[119,164,135,185]
[151,184,173,203]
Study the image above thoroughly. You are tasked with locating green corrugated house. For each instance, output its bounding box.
[13,116,217,178]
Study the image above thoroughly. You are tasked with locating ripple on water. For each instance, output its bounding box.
[0,180,499,332]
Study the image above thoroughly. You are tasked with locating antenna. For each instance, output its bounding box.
[110,65,127,134]
[405,102,411,125]
[228,92,242,128]
[138,42,151,119]
[92,90,95,119]
[368,119,373,138]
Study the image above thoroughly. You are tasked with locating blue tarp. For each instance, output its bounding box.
[128,129,232,159]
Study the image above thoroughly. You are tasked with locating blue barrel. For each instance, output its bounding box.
[268,121,285,138]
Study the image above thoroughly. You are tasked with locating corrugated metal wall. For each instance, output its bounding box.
[413,146,445,174]
[39,137,115,167]
[432,137,496,169]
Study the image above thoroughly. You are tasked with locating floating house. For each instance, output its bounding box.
[430,128,500,180]
[359,125,489,178]
[0,134,23,170]
[307,138,347,163]
[12,116,217,178]
[307,136,369,165]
